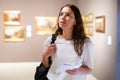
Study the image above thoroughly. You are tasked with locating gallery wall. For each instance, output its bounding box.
[77,0,117,80]
[0,0,76,62]
[0,0,118,80]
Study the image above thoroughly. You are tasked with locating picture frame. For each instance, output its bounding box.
[95,16,105,33]
[35,16,57,35]
[84,23,93,36]
[3,10,21,25]
[82,13,94,36]
[85,13,93,23]
[82,15,86,23]
[4,26,25,42]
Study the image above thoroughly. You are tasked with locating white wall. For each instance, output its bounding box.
[77,0,117,80]
[0,62,39,80]
[0,62,97,80]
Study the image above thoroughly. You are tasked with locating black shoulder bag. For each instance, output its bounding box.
[34,34,57,80]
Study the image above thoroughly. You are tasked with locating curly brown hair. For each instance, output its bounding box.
[55,4,88,56]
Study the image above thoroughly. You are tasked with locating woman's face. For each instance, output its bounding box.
[58,7,76,31]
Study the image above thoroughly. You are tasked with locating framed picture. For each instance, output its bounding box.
[85,13,93,23]
[82,15,86,23]
[83,13,94,36]
[84,23,93,36]
[4,26,25,42]
[35,16,57,35]
[95,16,105,33]
[3,10,21,25]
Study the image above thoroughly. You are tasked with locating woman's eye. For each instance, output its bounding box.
[59,13,63,16]
[59,12,72,18]
[66,13,71,17]
[66,14,70,16]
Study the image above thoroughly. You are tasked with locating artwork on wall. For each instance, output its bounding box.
[85,13,94,23]
[82,15,86,24]
[35,16,57,35]
[82,13,94,36]
[4,26,25,42]
[84,23,93,36]
[3,10,21,26]
[95,16,105,33]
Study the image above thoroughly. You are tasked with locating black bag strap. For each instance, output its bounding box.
[49,34,57,65]
[34,34,57,80]
[51,34,57,44]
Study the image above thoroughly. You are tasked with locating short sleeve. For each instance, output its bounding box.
[82,39,94,69]
[42,35,52,51]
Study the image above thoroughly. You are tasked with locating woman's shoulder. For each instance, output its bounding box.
[44,35,53,44]
[42,35,53,50]
[44,34,58,44]
[82,37,93,52]
[84,37,93,45]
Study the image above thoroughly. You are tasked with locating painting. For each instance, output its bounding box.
[84,23,93,36]
[4,26,25,42]
[35,16,57,35]
[3,10,21,25]
[82,15,86,23]
[82,13,94,36]
[95,16,105,33]
[85,13,93,23]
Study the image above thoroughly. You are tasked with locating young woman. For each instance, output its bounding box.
[42,4,94,80]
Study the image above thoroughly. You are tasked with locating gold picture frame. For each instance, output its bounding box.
[85,13,93,23]
[82,13,94,36]
[82,15,86,23]
[4,26,25,42]
[95,16,105,33]
[35,16,57,35]
[3,10,21,25]
[84,23,93,36]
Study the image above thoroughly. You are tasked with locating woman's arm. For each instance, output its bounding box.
[42,44,56,68]
[66,65,92,75]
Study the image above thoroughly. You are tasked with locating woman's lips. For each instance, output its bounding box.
[59,21,65,25]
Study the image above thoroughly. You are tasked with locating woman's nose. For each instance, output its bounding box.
[61,14,65,19]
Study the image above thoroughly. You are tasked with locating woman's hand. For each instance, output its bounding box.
[42,43,56,68]
[43,43,56,58]
[66,66,92,75]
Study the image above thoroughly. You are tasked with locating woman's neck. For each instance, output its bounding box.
[60,32,72,40]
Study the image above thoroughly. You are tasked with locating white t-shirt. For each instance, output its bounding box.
[42,35,94,80]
